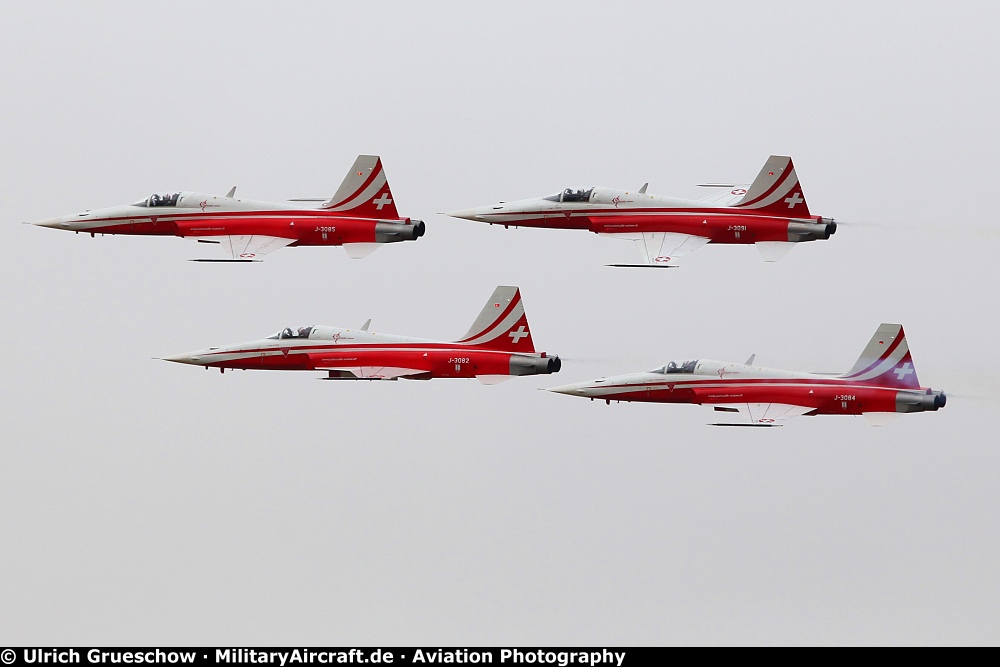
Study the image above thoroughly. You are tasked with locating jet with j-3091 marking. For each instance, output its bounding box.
[448,155,836,266]
[546,324,945,426]
[163,286,561,383]
[33,155,424,261]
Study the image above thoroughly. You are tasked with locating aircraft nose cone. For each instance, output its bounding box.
[545,382,592,396]
[33,217,71,229]
[446,208,484,221]
[161,352,203,365]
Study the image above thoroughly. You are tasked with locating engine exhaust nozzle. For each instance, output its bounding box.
[509,355,561,376]
[375,219,425,243]
[896,390,946,413]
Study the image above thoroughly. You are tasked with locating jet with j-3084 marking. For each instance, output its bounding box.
[163,286,561,382]
[546,324,945,426]
[33,155,424,261]
[448,155,836,266]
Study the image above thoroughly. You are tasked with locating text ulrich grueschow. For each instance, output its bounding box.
[17,650,626,667]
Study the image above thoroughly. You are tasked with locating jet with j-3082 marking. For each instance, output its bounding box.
[546,324,945,426]
[33,155,424,261]
[163,286,561,383]
[448,155,836,266]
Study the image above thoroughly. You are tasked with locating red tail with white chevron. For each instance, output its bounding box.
[455,286,535,352]
[839,323,921,389]
[733,155,812,217]
[322,155,399,218]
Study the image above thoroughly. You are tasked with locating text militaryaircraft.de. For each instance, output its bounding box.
[33,155,424,261]
[448,155,837,267]
[546,324,946,426]
[162,286,561,382]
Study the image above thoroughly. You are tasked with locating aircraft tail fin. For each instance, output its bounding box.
[455,286,535,352]
[733,155,811,217]
[839,323,921,389]
[323,155,399,217]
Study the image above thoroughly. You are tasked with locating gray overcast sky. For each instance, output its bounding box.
[1,0,997,646]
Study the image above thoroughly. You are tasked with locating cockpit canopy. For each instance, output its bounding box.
[267,326,314,340]
[543,188,594,203]
[654,360,699,374]
[133,193,181,207]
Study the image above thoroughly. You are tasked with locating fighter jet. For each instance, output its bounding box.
[448,156,835,267]
[163,286,560,382]
[33,155,424,261]
[546,324,945,426]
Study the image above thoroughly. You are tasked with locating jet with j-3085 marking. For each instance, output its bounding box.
[448,155,836,266]
[33,155,424,261]
[546,324,945,426]
[163,286,561,383]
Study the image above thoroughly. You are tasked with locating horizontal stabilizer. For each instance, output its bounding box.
[477,375,511,385]
[344,243,380,259]
[863,412,901,427]
[756,241,795,262]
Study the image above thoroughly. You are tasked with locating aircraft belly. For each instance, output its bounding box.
[487,214,587,230]
[589,214,791,244]
[311,349,508,379]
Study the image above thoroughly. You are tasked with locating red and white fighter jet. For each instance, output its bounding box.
[546,324,945,426]
[448,156,836,266]
[33,155,424,261]
[163,286,561,382]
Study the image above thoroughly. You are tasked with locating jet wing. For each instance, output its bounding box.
[696,184,751,206]
[710,402,816,426]
[317,365,428,380]
[194,235,296,261]
[599,231,710,266]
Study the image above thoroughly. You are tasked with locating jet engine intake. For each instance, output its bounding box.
[896,390,946,413]
[375,220,425,243]
[787,220,835,242]
[509,355,562,376]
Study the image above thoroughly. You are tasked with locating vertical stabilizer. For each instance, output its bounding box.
[734,155,811,217]
[323,155,399,218]
[840,323,921,389]
[455,286,535,352]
